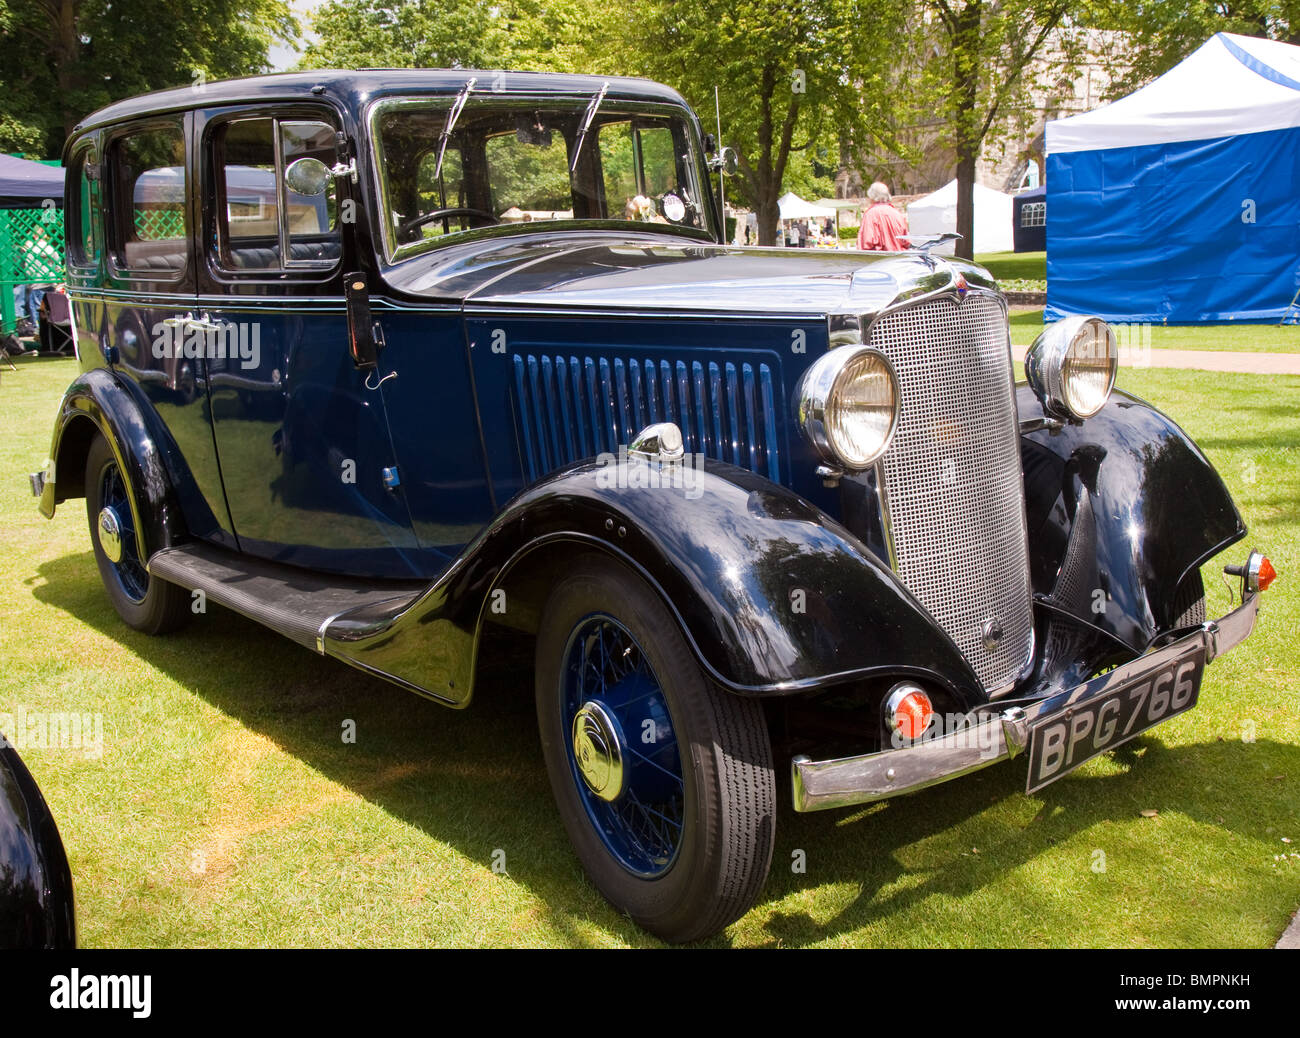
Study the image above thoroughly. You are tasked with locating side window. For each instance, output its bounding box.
[107,121,188,276]
[280,120,339,265]
[220,118,279,263]
[597,120,702,228]
[67,143,102,268]
[213,115,340,273]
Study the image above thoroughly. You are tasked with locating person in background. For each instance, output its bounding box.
[857,181,908,251]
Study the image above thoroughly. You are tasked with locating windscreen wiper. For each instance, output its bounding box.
[435,77,476,179]
[569,81,610,173]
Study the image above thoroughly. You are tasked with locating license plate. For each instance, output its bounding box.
[1026,646,1206,794]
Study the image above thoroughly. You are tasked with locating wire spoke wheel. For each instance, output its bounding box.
[97,462,149,602]
[561,614,684,877]
[535,554,776,942]
[85,433,189,635]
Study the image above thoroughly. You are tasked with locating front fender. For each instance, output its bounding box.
[324,458,986,707]
[37,368,190,559]
[1020,385,1246,651]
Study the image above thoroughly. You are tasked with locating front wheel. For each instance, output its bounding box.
[85,434,189,635]
[535,555,776,942]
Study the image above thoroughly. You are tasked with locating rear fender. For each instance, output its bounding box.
[38,368,190,559]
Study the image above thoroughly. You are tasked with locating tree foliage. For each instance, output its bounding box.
[611,0,909,245]
[299,0,619,73]
[1093,1,1300,97]
[916,1,1075,258]
[0,0,297,156]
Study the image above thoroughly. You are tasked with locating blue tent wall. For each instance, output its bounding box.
[1046,124,1300,323]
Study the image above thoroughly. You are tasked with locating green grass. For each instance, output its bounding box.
[975,250,1045,282]
[2,355,1297,947]
[1010,308,1300,353]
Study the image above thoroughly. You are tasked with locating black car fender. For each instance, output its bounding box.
[1019,385,1245,652]
[323,457,987,709]
[37,367,190,561]
[0,743,76,948]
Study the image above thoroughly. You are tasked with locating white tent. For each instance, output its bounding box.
[904,179,1015,254]
[1047,32,1300,155]
[777,192,836,221]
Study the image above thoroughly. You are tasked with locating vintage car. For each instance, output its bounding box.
[0,740,77,948]
[32,69,1273,942]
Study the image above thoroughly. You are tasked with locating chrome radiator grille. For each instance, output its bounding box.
[869,294,1034,692]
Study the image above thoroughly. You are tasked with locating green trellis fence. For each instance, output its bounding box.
[1,205,186,333]
[1,205,65,334]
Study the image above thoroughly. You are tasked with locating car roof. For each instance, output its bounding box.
[73,69,694,133]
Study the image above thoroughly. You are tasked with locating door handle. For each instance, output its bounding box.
[188,312,225,333]
[160,312,193,329]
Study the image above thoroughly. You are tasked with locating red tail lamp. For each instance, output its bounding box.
[885,683,934,741]
[1228,552,1276,593]
[1257,556,1276,591]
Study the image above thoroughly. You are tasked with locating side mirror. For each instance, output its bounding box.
[708,147,738,176]
[285,156,331,196]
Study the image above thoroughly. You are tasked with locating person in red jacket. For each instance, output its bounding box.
[857,181,909,251]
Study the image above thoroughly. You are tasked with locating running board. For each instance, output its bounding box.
[147,542,428,652]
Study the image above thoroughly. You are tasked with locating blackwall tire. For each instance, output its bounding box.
[535,554,776,942]
[85,433,189,635]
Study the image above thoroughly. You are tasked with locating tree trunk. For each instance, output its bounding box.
[950,1,982,260]
[756,195,780,246]
[52,0,82,139]
[955,149,977,261]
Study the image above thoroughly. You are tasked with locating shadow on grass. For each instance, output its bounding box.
[31,549,1300,948]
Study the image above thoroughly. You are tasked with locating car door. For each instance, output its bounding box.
[196,105,421,579]
[97,114,236,548]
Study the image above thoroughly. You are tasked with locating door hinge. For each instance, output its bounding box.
[330,158,358,184]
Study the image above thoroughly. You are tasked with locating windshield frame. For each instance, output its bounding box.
[366,93,719,264]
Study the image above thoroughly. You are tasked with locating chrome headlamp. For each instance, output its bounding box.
[797,346,900,470]
[1025,316,1118,421]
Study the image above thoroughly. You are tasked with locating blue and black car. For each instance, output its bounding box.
[31,69,1273,942]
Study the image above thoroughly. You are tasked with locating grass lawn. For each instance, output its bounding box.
[2,355,1297,948]
[1010,308,1300,353]
[975,250,1046,282]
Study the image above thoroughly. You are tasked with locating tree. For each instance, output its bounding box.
[0,0,298,156]
[1094,1,1300,97]
[301,0,510,70]
[300,0,619,73]
[617,0,909,245]
[921,1,1075,259]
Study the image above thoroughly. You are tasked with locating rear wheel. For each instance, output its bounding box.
[535,554,776,942]
[85,434,189,634]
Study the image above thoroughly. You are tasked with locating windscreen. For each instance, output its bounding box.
[373,97,714,258]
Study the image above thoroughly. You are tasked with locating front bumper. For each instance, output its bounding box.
[791,581,1263,812]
